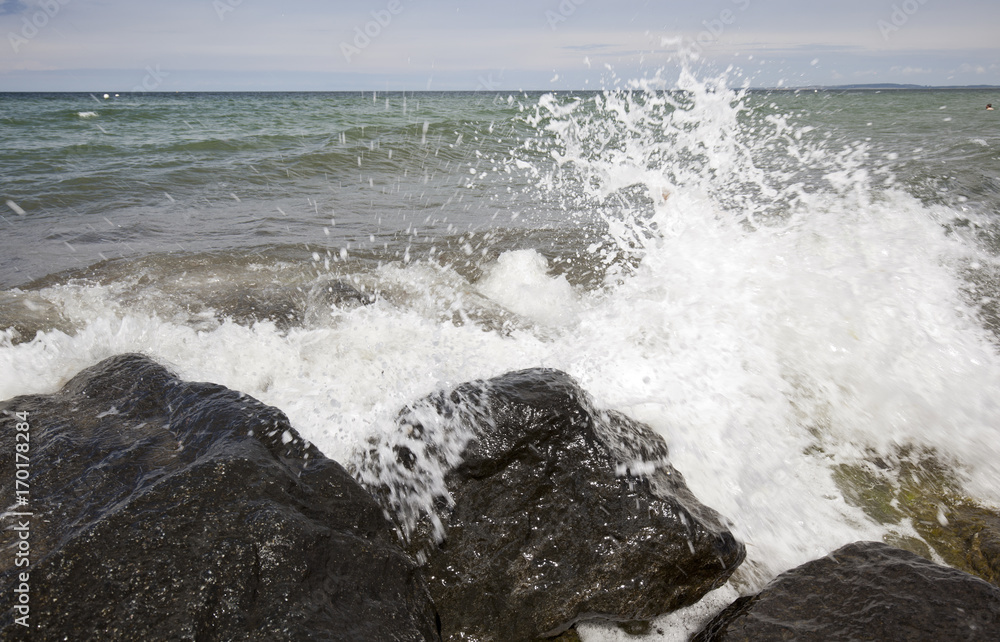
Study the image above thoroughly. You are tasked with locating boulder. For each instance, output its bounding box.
[694,541,1000,641]
[355,368,745,640]
[0,354,439,641]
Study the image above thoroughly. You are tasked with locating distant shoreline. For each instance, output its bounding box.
[765,83,1000,91]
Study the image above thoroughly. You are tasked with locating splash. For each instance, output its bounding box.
[514,66,903,282]
[503,62,1000,593]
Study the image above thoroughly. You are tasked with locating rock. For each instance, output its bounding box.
[208,285,306,328]
[0,354,439,641]
[208,279,375,330]
[832,449,1000,587]
[617,621,653,636]
[355,368,745,640]
[949,506,1000,587]
[0,290,74,345]
[694,541,1000,641]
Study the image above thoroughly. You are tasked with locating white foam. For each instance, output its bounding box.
[0,280,549,467]
[578,583,740,642]
[476,249,581,327]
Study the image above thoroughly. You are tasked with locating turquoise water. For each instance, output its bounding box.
[2,83,1000,639]
[0,91,547,286]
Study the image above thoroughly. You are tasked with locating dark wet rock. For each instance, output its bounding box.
[356,368,745,641]
[0,354,439,641]
[694,541,1000,641]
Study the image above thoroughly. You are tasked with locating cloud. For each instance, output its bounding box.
[787,44,864,53]
[890,66,932,75]
[956,63,989,75]
[561,43,616,52]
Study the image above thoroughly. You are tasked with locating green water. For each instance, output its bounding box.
[1,89,998,287]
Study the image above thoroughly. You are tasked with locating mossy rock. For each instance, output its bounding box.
[832,447,1000,586]
[950,505,1000,585]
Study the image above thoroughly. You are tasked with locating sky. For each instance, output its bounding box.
[1,0,998,91]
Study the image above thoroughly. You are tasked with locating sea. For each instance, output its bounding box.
[2,69,1000,639]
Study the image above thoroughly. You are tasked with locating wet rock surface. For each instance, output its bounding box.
[694,540,1000,641]
[951,506,1000,586]
[0,354,439,641]
[357,368,745,641]
[207,279,375,330]
[833,450,1000,587]
[0,291,74,345]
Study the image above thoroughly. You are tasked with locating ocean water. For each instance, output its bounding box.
[3,74,1000,639]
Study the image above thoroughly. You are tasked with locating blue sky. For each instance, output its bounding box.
[1,0,998,91]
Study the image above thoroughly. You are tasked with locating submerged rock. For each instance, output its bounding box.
[833,449,1000,586]
[208,284,305,328]
[0,290,74,345]
[952,506,1000,586]
[0,354,439,641]
[208,279,375,330]
[356,368,745,640]
[694,541,1000,641]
